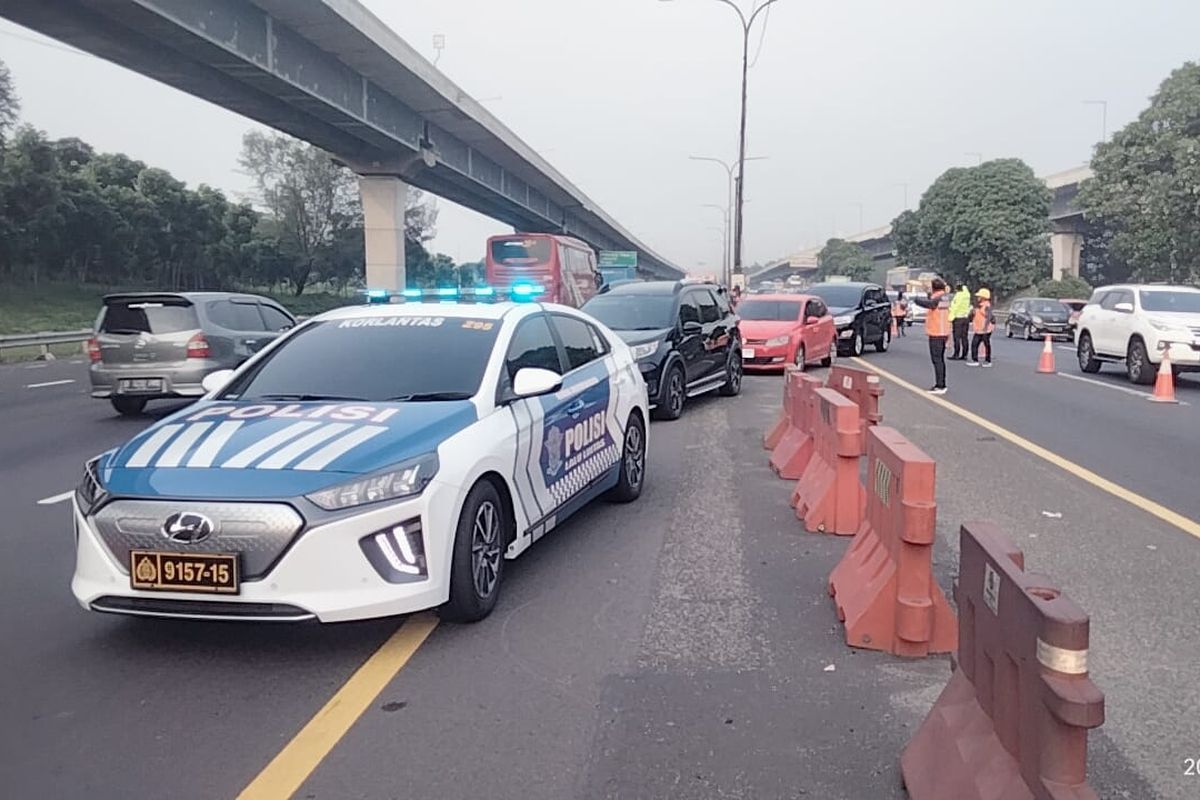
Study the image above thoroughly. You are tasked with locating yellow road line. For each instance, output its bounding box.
[851,357,1200,541]
[237,612,439,800]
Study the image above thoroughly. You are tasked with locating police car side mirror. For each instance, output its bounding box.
[512,367,562,399]
[682,320,703,336]
[201,369,235,395]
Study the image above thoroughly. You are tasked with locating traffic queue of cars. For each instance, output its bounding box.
[71,245,906,626]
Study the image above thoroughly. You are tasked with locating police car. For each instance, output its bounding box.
[71,295,649,623]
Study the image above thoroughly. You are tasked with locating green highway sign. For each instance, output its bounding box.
[598,251,638,269]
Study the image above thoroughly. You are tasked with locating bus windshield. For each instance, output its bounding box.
[490,237,553,265]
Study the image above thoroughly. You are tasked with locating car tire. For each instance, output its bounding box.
[110,397,148,416]
[1126,338,1155,385]
[1006,323,1013,339]
[794,343,807,371]
[851,329,864,357]
[718,346,743,397]
[820,341,835,368]
[1077,332,1101,374]
[606,413,646,503]
[653,363,686,420]
[441,480,507,623]
[1024,323,1034,341]
[875,327,890,353]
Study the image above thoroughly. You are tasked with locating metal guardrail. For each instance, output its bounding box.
[0,330,91,361]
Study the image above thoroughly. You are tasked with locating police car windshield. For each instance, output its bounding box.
[581,294,676,330]
[222,316,500,402]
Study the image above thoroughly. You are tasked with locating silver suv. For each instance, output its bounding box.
[88,292,296,415]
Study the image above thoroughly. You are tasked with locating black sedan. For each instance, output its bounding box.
[1005,297,1073,340]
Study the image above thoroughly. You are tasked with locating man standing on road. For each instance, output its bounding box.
[948,283,971,360]
[912,278,951,394]
[967,288,995,367]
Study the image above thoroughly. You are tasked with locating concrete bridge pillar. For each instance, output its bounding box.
[359,175,408,290]
[1050,231,1082,281]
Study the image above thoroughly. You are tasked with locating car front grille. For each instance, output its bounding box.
[92,499,304,579]
[91,595,314,620]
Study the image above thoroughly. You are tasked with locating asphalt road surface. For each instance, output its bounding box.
[0,353,1195,799]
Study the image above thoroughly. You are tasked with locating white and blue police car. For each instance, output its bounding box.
[71,294,649,623]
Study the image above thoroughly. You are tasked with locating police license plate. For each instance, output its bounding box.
[129,550,239,594]
[742,348,755,359]
[119,378,163,393]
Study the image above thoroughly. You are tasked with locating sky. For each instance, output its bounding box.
[1,0,1198,272]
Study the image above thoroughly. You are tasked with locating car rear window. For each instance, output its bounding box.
[222,316,500,402]
[490,237,553,265]
[100,299,199,334]
[738,300,803,321]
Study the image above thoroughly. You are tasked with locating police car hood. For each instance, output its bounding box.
[100,400,478,499]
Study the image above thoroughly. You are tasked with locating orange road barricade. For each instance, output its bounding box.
[790,388,865,535]
[769,373,823,480]
[827,426,956,657]
[763,366,800,451]
[827,364,884,454]
[901,521,1105,800]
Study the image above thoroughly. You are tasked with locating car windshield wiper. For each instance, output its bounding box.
[385,391,474,402]
[252,393,368,402]
[102,328,146,335]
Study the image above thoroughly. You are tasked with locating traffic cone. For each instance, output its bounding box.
[1036,334,1055,374]
[1151,349,1178,403]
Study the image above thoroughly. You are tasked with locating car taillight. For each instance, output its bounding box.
[87,338,102,363]
[186,333,210,359]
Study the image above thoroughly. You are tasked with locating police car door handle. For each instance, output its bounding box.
[565,398,586,415]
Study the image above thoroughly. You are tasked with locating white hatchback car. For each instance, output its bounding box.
[71,299,649,624]
[1075,284,1200,384]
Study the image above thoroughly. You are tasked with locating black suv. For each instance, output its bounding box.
[581,280,742,420]
[807,282,892,356]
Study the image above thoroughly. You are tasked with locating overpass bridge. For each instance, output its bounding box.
[750,166,1092,287]
[0,0,686,285]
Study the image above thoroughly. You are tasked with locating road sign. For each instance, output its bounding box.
[598,251,638,269]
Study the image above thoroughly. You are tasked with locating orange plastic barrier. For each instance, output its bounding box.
[827,364,883,453]
[769,373,823,480]
[901,521,1105,800]
[763,365,800,450]
[790,388,864,535]
[827,426,956,657]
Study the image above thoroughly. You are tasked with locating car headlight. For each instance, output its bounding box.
[833,315,855,327]
[629,340,660,360]
[76,455,108,514]
[306,453,439,511]
[1148,319,1187,333]
[1032,315,1044,325]
[764,335,790,347]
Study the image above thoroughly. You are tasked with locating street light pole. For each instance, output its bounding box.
[965,151,983,166]
[851,201,864,233]
[689,154,767,284]
[1084,100,1108,143]
[702,204,730,283]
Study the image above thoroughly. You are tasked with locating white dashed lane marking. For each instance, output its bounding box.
[26,379,75,389]
[36,491,75,506]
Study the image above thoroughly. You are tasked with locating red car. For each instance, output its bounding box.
[738,293,837,371]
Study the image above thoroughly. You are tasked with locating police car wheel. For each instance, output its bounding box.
[442,480,507,623]
[110,397,147,416]
[606,413,646,503]
[653,364,685,420]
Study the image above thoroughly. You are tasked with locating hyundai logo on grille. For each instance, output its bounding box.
[161,512,215,544]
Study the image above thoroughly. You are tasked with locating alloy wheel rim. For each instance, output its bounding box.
[669,372,684,413]
[624,424,644,488]
[471,500,501,598]
[796,345,805,369]
[729,352,742,390]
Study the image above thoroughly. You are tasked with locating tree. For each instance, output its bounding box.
[817,238,874,280]
[894,159,1051,294]
[1079,61,1200,285]
[1036,275,1092,299]
[0,57,18,144]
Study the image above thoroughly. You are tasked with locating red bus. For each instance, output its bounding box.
[485,233,601,307]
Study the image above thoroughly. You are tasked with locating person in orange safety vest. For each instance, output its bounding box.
[911,278,951,394]
[967,288,996,367]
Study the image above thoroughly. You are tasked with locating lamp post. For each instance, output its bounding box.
[1083,99,1107,141]
[965,151,983,166]
[689,154,767,283]
[894,182,909,210]
[702,204,730,283]
[667,0,782,282]
[850,201,864,234]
